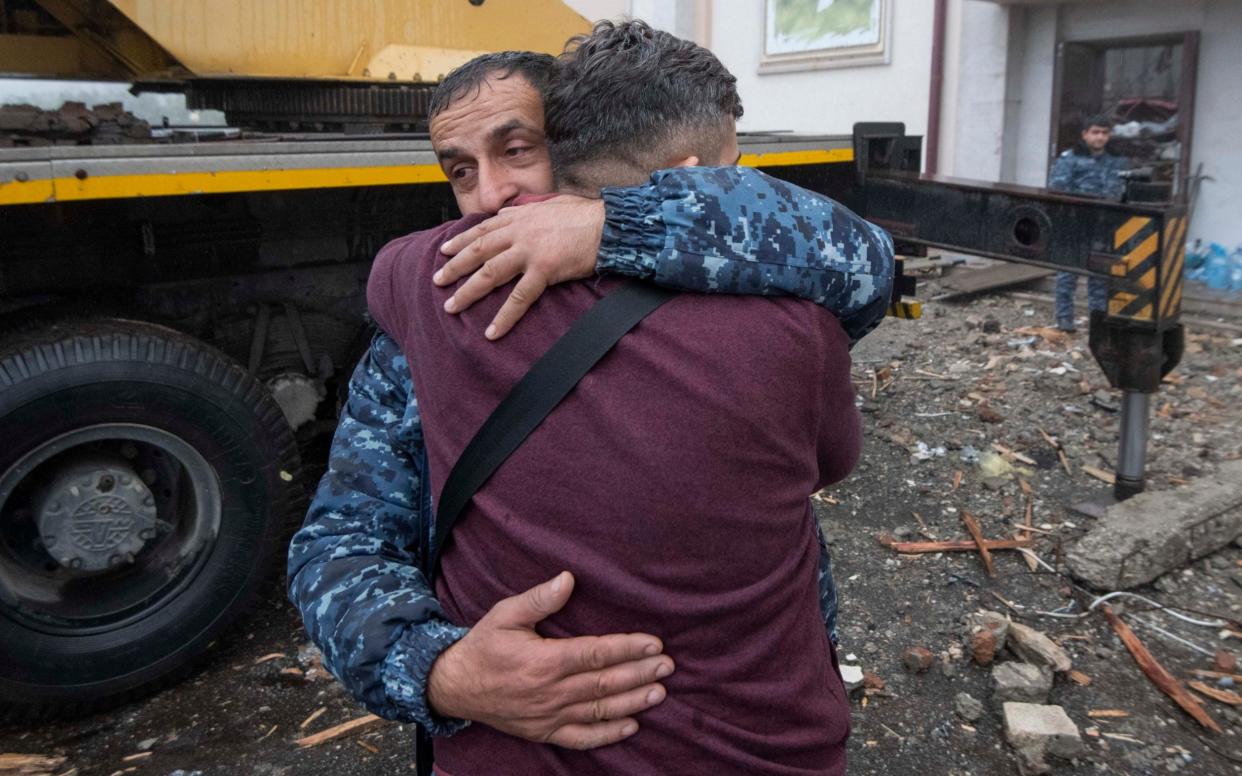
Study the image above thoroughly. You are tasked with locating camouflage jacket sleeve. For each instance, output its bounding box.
[287,330,470,736]
[815,522,839,646]
[596,166,895,343]
[1048,152,1077,193]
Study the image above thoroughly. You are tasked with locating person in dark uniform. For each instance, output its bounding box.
[1049,114,1128,331]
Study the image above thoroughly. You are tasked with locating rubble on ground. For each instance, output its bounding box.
[4,286,1241,775]
[824,283,1242,774]
[1004,701,1085,774]
[1066,459,1242,589]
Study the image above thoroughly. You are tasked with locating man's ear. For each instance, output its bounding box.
[667,155,700,169]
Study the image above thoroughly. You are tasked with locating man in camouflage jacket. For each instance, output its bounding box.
[1049,114,1128,331]
[288,50,893,749]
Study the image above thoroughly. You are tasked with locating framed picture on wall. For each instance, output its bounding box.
[760,0,891,73]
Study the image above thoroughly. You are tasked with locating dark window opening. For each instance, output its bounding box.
[1050,32,1199,202]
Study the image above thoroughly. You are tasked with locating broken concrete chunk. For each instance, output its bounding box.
[965,610,1010,653]
[902,646,933,673]
[1007,621,1072,673]
[955,692,985,722]
[1004,702,1084,771]
[1065,460,1242,590]
[839,663,864,694]
[994,662,1053,703]
[971,629,999,665]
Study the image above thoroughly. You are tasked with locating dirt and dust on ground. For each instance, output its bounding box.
[2,266,1242,776]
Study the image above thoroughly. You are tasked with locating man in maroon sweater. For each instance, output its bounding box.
[368,21,858,775]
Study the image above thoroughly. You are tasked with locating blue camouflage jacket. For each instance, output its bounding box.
[1048,143,1127,201]
[288,166,893,734]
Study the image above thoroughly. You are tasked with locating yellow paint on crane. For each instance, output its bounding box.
[1113,216,1150,250]
[886,300,922,319]
[1119,231,1158,272]
[0,179,57,206]
[1,148,855,206]
[105,0,593,80]
[739,148,854,168]
[1160,215,1187,320]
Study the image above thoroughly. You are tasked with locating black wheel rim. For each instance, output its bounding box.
[0,423,223,635]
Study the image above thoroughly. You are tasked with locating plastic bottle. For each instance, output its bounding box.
[1204,243,1230,290]
[1186,238,1207,270]
[1185,238,1208,281]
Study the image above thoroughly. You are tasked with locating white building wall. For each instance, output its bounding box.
[708,0,934,138]
[940,0,1010,180]
[1007,6,1057,188]
[989,0,1242,247]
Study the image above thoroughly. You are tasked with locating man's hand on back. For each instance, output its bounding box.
[426,571,673,750]
[435,196,605,340]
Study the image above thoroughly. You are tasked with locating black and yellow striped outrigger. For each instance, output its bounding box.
[1107,212,1186,326]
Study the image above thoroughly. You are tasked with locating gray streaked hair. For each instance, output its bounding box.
[544,19,743,189]
[429,50,556,122]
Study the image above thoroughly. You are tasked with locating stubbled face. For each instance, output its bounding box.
[430,73,554,215]
[1082,125,1111,154]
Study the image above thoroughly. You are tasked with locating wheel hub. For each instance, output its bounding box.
[36,458,158,573]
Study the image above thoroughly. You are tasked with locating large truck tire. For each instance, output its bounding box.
[0,319,303,720]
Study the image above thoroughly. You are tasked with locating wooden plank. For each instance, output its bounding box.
[295,714,382,748]
[961,511,995,577]
[1102,605,1221,733]
[877,536,1033,553]
[935,264,1054,299]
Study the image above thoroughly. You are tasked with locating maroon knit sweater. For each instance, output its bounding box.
[368,213,860,776]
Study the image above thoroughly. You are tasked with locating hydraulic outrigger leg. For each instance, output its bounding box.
[851,124,1189,501]
[1116,391,1151,499]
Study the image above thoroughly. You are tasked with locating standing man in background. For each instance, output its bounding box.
[1049,113,1128,332]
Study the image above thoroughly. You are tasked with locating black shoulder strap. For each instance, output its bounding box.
[425,281,675,581]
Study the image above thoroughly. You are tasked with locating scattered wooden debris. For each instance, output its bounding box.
[1012,523,1054,536]
[961,511,995,577]
[356,740,380,754]
[1189,669,1242,683]
[299,706,328,730]
[258,724,279,742]
[295,714,383,748]
[1189,681,1242,706]
[1069,670,1093,687]
[992,443,1036,466]
[1038,428,1072,475]
[1087,709,1130,719]
[1100,732,1145,744]
[910,511,932,538]
[254,652,286,665]
[1082,465,1116,485]
[0,754,67,775]
[952,470,963,493]
[877,535,1034,553]
[119,753,151,763]
[1101,605,1221,733]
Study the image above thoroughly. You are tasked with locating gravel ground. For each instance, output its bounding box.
[3,284,1242,775]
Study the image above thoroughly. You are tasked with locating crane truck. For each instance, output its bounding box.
[0,0,1185,719]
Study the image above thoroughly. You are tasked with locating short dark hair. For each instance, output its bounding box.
[429,50,556,122]
[1083,114,1113,132]
[544,20,743,189]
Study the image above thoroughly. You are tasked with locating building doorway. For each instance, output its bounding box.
[1050,32,1199,201]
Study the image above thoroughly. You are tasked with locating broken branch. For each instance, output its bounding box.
[1189,681,1242,706]
[960,511,995,578]
[295,714,383,748]
[1101,605,1221,733]
[877,535,1033,553]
